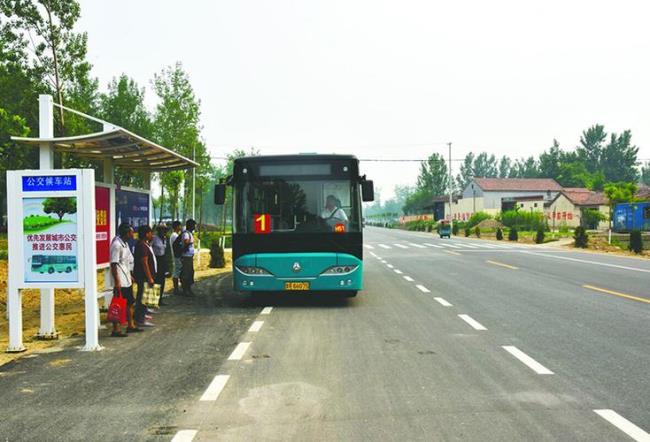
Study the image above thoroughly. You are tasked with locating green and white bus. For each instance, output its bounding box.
[215,154,374,297]
[31,255,78,274]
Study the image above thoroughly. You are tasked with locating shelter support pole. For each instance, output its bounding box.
[102,150,115,307]
[81,169,101,351]
[37,94,58,339]
[6,280,25,352]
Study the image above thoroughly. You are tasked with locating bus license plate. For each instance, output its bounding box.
[285,282,310,291]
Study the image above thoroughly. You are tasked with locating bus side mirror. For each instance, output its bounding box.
[214,184,226,205]
[361,180,374,202]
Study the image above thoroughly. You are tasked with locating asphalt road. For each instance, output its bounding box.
[1,226,649,441]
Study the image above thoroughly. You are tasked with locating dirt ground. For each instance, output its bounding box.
[0,250,232,366]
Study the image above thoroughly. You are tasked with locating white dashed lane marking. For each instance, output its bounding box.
[394,244,409,249]
[594,409,650,442]
[416,285,430,293]
[403,276,414,282]
[424,243,444,248]
[261,307,273,315]
[364,244,374,249]
[393,269,403,274]
[458,314,487,331]
[228,342,251,360]
[248,321,264,332]
[502,346,554,375]
[378,244,392,249]
[200,374,230,401]
[434,297,453,307]
[440,243,462,249]
[387,264,394,269]
[408,243,426,248]
[171,430,198,442]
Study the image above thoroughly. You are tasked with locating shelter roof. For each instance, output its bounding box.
[473,177,563,192]
[12,128,197,172]
[557,188,608,206]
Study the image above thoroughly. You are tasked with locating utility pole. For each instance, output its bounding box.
[448,142,454,233]
[192,145,196,221]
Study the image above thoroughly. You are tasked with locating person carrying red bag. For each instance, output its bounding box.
[109,223,141,337]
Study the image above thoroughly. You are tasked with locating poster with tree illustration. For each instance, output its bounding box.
[23,197,80,283]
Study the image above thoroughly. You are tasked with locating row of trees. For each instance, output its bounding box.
[398,125,649,215]
[0,0,218,226]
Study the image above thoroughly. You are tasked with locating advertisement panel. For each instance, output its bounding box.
[115,189,149,230]
[95,186,111,266]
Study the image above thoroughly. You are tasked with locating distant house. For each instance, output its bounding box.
[546,188,609,229]
[451,178,563,220]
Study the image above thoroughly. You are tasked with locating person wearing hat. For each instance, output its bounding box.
[151,223,172,305]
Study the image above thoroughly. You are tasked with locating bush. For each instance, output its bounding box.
[574,226,588,248]
[209,242,226,268]
[535,227,545,244]
[474,226,481,237]
[464,227,471,237]
[582,209,607,230]
[558,222,569,235]
[501,210,545,231]
[452,222,459,236]
[467,212,492,228]
[508,227,518,241]
[629,230,643,254]
[496,228,503,240]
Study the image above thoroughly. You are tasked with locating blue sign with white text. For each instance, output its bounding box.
[22,175,77,192]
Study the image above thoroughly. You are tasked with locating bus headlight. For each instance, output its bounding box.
[236,266,272,276]
[321,265,358,275]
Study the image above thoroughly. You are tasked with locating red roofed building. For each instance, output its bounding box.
[546,188,610,229]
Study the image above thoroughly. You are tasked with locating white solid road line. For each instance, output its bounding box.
[408,243,426,248]
[458,314,487,331]
[364,244,374,249]
[594,410,650,442]
[394,244,409,249]
[248,320,264,332]
[416,284,430,293]
[261,307,273,315]
[424,243,444,248]
[228,342,251,360]
[200,374,230,401]
[394,269,403,274]
[403,276,414,282]
[378,244,392,249]
[171,430,198,442]
[434,297,453,307]
[521,251,650,274]
[502,346,554,375]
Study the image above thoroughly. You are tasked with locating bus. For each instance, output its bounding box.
[31,255,78,274]
[214,154,374,297]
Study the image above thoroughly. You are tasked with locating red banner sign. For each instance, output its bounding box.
[95,186,111,266]
[253,214,270,234]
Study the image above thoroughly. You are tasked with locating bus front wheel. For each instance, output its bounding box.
[65,266,72,273]
[48,267,54,274]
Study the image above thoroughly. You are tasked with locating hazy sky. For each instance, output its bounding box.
[78,0,650,200]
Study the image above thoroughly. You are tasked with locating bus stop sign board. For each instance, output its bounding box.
[7,169,94,289]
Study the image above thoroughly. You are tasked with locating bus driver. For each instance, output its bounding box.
[320,194,348,230]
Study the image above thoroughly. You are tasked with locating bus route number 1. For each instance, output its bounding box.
[254,214,271,234]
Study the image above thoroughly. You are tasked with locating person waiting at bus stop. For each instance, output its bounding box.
[109,223,139,336]
[169,221,183,296]
[320,194,348,229]
[134,225,157,327]
[180,219,196,296]
[152,224,171,306]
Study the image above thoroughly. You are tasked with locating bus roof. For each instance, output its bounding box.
[235,154,359,163]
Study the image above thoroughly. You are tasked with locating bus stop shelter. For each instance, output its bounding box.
[7,94,197,352]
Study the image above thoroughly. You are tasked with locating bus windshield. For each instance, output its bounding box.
[235,178,360,234]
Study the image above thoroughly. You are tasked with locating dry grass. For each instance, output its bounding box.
[0,250,231,366]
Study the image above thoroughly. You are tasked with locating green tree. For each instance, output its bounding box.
[600,130,639,183]
[498,155,512,178]
[0,107,31,225]
[538,139,562,179]
[472,152,498,178]
[511,156,539,178]
[42,196,76,221]
[152,62,210,221]
[456,152,475,190]
[577,125,607,173]
[416,152,449,196]
[1,0,91,135]
[641,162,650,186]
[99,74,153,188]
[604,182,637,227]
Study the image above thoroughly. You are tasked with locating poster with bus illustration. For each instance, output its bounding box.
[23,197,79,283]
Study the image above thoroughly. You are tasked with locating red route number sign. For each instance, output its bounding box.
[254,214,270,234]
